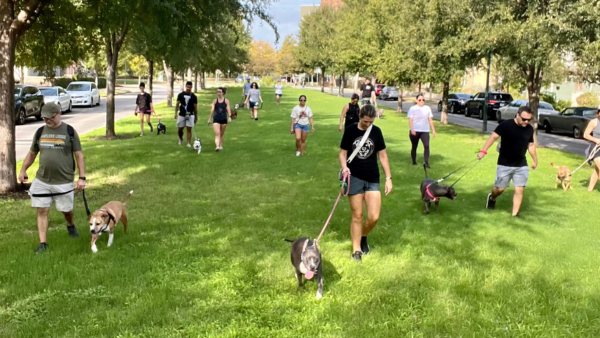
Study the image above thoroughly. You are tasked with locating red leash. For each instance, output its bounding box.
[316,172,350,243]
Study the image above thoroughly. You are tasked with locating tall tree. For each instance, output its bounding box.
[276,35,300,76]
[247,40,276,76]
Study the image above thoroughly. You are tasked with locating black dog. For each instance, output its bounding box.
[157,121,166,135]
[284,238,323,299]
[421,164,457,214]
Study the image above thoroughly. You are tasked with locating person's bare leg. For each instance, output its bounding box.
[37,207,50,243]
[295,128,302,152]
[588,159,600,191]
[349,194,365,253]
[213,123,221,148]
[62,211,74,226]
[139,113,144,133]
[490,187,505,200]
[512,186,524,216]
[186,126,192,144]
[220,124,227,148]
[178,127,184,142]
[363,191,381,236]
[254,107,258,119]
[146,114,152,131]
[300,131,308,155]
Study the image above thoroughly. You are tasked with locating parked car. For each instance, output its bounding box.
[539,106,597,139]
[39,86,72,113]
[66,81,100,107]
[234,75,244,83]
[375,84,385,96]
[379,86,399,100]
[14,85,44,125]
[437,93,473,114]
[496,100,558,122]
[464,91,514,120]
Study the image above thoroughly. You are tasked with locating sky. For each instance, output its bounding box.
[250,0,320,48]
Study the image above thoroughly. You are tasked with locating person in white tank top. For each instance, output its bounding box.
[583,109,600,191]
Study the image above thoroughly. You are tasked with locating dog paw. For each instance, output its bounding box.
[316,292,323,299]
[91,245,98,253]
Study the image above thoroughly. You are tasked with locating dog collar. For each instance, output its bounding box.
[426,184,439,202]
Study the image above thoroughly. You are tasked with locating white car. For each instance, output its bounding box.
[66,81,100,107]
[496,99,559,122]
[39,86,72,113]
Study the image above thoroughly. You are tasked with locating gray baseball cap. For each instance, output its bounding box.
[41,103,61,118]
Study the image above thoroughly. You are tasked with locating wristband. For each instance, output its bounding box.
[479,150,487,154]
[79,177,86,181]
[385,177,392,180]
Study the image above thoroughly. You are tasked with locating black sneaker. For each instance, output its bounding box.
[35,242,48,253]
[424,162,431,169]
[412,161,417,165]
[486,193,496,210]
[513,213,521,218]
[149,124,153,132]
[255,118,258,121]
[351,251,362,262]
[360,236,370,255]
[67,225,79,238]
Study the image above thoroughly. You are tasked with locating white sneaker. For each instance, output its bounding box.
[186,143,191,148]
[215,147,220,152]
[140,132,144,136]
[296,151,301,157]
[178,139,182,145]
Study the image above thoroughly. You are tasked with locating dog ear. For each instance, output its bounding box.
[314,239,319,251]
[302,239,309,253]
[101,213,108,220]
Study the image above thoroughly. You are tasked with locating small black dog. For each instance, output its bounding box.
[284,238,323,299]
[157,121,166,135]
[421,164,457,214]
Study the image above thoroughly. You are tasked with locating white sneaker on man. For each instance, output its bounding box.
[296,151,301,157]
[140,132,144,136]
[186,143,191,148]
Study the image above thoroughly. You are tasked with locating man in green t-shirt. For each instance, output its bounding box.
[18,103,87,253]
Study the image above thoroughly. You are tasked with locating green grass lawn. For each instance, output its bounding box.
[2,87,600,337]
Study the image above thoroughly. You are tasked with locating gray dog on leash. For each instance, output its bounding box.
[284,238,323,299]
[421,164,457,214]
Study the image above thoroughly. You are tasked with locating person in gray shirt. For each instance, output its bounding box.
[244,82,263,121]
[242,77,252,110]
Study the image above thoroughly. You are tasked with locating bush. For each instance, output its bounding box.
[555,100,572,112]
[55,77,73,88]
[541,93,557,107]
[260,77,275,88]
[576,92,599,108]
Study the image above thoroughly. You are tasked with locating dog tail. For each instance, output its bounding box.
[550,162,560,169]
[283,239,295,243]
[423,163,429,178]
[123,190,134,205]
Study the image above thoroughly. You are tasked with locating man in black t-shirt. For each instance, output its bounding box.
[174,81,198,147]
[135,82,157,136]
[340,105,393,262]
[477,106,538,217]
[359,79,376,106]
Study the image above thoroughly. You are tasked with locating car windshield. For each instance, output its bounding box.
[40,88,58,96]
[14,88,22,96]
[389,87,399,91]
[67,84,90,91]
[539,102,554,110]
[582,109,597,117]
[455,94,471,99]
[490,93,513,101]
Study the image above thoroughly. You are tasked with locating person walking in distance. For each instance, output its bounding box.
[134,82,158,136]
[207,87,232,151]
[18,103,86,253]
[339,94,361,132]
[275,80,284,105]
[339,105,393,262]
[290,95,315,156]
[244,82,263,120]
[242,76,252,110]
[408,93,436,167]
[359,78,376,106]
[478,106,538,217]
[174,81,198,147]
[583,109,600,191]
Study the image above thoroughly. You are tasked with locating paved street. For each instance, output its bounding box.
[15,85,168,160]
[305,87,590,156]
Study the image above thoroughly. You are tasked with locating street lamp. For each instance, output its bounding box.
[483,51,491,133]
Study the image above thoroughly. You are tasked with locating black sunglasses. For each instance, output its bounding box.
[299,99,306,102]
[520,116,532,122]
[417,99,425,102]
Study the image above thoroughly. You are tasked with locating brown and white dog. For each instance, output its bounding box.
[550,163,572,191]
[89,190,133,253]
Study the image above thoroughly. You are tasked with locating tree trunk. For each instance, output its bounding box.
[200,71,206,90]
[418,82,422,93]
[163,60,173,107]
[105,48,119,138]
[339,71,345,96]
[320,68,326,92]
[397,86,403,113]
[0,25,17,193]
[525,64,543,145]
[179,71,184,92]
[354,71,359,93]
[148,60,154,97]
[194,71,198,92]
[94,69,99,87]
[430,84,434,101]
[138,74,141,86]
[330,73,334,95]
[20,65,24,84]
[441,81,449,125]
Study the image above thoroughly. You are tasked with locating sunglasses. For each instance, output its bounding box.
[417,99,425,102]
[299,99,306,102]
[217,91,223,93]
[520,117,532,122]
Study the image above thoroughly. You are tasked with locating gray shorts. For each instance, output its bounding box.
[177,115,195,128]
[348,176,380,195]
[30,179,74,212]
[495,165,529,188]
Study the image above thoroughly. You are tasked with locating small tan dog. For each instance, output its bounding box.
[89,190,133,253]
[550,163,572,191]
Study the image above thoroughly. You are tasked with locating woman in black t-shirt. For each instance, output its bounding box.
[339,105,393,262]
[339,94,361,132]
[134,82,157,136]
[207,87,232,151]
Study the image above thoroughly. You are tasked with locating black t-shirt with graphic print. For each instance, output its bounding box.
[177,92,198,116]
[136,93,152,112]
[360,83,374,99]
[340,124,386,183]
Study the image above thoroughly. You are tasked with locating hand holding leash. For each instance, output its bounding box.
[76,179,86,190]
[18,173,28,183]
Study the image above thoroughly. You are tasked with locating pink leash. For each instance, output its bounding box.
[316,172,350,243]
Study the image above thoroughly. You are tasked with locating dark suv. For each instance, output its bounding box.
[14,85,45,125]
[465,91,513,120]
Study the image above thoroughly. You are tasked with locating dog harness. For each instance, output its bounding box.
[426,184,439,202]
[98,209,117,233]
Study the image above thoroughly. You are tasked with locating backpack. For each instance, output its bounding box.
[35,124,76,170]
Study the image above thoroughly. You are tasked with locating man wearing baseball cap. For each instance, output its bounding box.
[19,102,86,253]
[243,76,252,109]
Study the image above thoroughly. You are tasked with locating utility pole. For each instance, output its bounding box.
[483,51,491,133]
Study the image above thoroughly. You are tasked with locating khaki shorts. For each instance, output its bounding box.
[177,115,195,128]
[30,179,74,212]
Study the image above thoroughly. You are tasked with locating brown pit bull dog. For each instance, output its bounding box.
[89,190,133,253]
[550,163,572,191]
